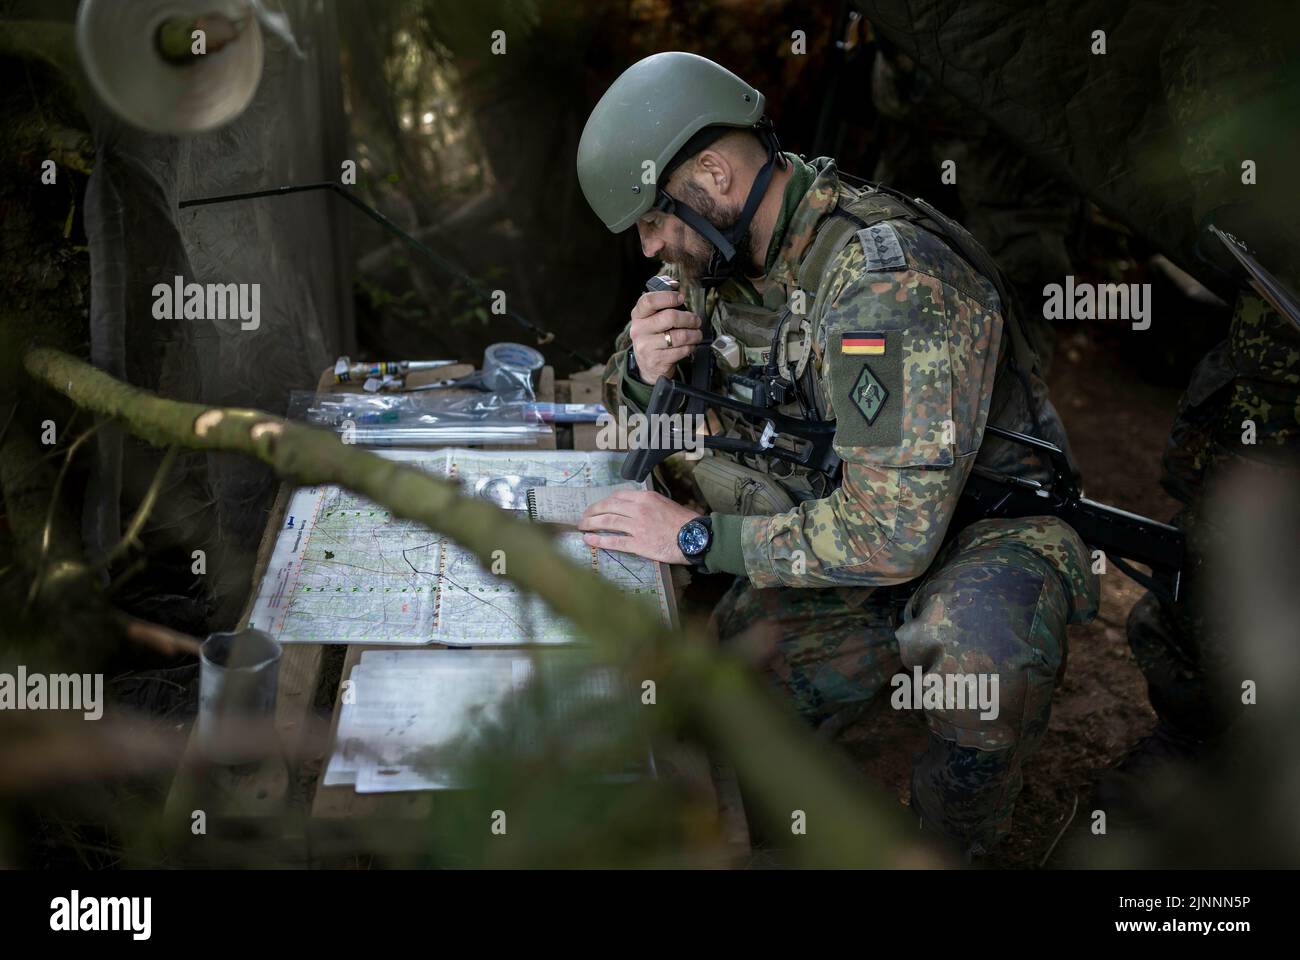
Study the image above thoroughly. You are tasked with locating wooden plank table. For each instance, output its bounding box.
[165,363,748,863]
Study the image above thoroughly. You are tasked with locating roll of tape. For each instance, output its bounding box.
[483,342,545,391]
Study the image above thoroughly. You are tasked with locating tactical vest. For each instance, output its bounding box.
[692,178,1061,516]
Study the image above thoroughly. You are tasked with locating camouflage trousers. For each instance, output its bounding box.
[711,516,1099,855]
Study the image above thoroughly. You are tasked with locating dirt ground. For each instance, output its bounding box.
[693,318,1189,868]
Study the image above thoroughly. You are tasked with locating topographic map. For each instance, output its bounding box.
[247,449,672,645]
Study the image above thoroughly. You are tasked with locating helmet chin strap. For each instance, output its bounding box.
[654,121,785,288]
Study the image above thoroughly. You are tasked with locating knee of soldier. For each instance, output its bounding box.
[952,516,1100,625]
[894,535,1075,750]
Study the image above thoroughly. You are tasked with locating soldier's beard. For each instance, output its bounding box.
[663,181,756,282]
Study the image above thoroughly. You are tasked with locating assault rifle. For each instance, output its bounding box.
[621,368,1185,604]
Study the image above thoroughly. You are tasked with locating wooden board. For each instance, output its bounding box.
[568,367,606,452]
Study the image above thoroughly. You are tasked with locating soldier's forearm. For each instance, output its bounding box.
[734,459,971,589]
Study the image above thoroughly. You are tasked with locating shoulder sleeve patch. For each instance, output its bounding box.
[856,222,907,272]
[831,331,903,447]
[821,272,956,469]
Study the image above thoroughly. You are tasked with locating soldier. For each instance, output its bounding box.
[574,52,1099,857]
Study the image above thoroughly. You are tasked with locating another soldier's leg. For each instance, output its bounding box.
[1125,503,1240,741]
[896,517,1098,854]
[711,578,901,725]
[1096,585,1223,808]
[1126,590,1216,736]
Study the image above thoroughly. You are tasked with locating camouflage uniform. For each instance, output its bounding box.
[602,155,1100,853]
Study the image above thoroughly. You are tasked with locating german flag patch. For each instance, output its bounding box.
[840,332,886,355]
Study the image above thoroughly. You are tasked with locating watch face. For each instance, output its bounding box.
[678,519,710,557]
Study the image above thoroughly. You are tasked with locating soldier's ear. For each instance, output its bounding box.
[694,148,734,196]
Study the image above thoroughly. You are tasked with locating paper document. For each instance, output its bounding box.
[323,649,653,793]
[525,482,639,525]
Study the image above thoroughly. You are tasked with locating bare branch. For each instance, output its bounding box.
[99,444,179,570]
[27,421,103,609]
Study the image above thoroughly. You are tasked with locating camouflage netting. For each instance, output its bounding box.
[75,0,352,628]
[854,0,1300,293]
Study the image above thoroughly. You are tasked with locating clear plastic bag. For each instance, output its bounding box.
[286,389,551,446]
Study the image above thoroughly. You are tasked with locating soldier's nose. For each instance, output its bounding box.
[637,222,663,259]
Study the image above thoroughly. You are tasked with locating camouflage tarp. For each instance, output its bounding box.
[854,0,1300,293]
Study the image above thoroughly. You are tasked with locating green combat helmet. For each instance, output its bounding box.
[577,51,785,284]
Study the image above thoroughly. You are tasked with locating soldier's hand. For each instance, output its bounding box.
[629,280,703,384]
[579,489,701,564]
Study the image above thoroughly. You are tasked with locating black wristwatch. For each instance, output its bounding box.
[677,515,713,566]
